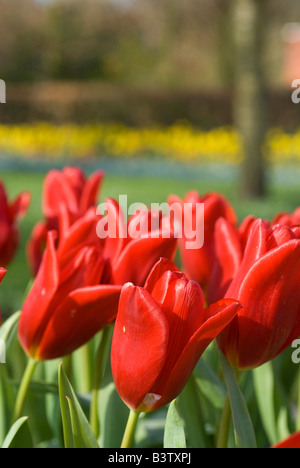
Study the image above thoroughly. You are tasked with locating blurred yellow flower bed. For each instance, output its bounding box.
[0,122,299,165]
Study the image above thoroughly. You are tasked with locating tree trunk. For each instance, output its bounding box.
[232,0,269,198]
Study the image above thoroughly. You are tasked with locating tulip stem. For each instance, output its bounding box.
[297,366,300,432]
[121,410,140,449]
[90,326,113,439]
[217,394,231,448]
[12,358,38,423]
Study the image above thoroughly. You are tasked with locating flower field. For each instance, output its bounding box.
[0,165,300,450]
[1,122,300,165]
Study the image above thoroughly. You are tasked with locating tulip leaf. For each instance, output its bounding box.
[0,310,20,346]
[177,375,208,448]
[194,358,227,410]
[58,362,100,449]
[163,400,187,449]
[2,417,33,448]
[99,380,129,448]
[253,362,279,445]
[219,351,257,448]
[66,397,86,449]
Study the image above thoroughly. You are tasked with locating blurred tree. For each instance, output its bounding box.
[232,0,269,198]
[215,0,234,86]
[0,0,45,82]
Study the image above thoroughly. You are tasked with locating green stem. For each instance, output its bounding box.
[89,326,113,438]
[217,393,231,448]
[297,366,300,432]
[121,410,140,448]
[12,358,38,423]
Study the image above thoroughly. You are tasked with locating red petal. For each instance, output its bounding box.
[19,231,59,358]
[112,236,177,287]
[226,218,268,300]
[37,285,122,360]
[272,432,300,448]
[97,198,126,263]
[223,239,300,369]
[203,192,237,229]
[27,221,48,276]
[208,217,242,304]
[79,170,105,215]
[57,208,100,265]
[10,191,31,220]
[43,170,79,218]
[153,299,241,409]
[111,284,169,411]
[144,258,179,294]
[267,224,296,250]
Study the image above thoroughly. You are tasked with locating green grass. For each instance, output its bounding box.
[1,169,300,317]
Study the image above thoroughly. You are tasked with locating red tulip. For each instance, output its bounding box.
[168,191,237,292]
[27,167,105,275]
[215,218,300,370]
[111,258,241,412]
[273,207,300,228]
[20,200,178,360]
[207,215,259,304]
[272,432,300,448]
[0,181,30,267]
[19,228,122,360]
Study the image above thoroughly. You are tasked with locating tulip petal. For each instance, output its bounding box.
[111,284,169,411]
[272,431,300,449]
[267,224,296,250]
[224,239,300,369]
[154,299,241,409]
[204,192,237,229]
[27,221,48,276]
[10,191,31,220]
[43,170,79,219]
[226,218,269,300]
[57,208,100,265]
[112,236,178,287]
[208,217,242,304]
[97,198,126,263]
[19,231,59,358]
[144,257,179,294]
[37,284,122,360]
[79,170,105,215]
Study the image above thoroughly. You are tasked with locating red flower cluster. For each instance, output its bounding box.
[169,190,300,372]
[27,167,105,275]
[1,169,300,415]
[19,168,178,360]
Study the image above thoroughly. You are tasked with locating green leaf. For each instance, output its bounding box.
[99,380,129,448]
[164,400,186,449]
[253,362,278,445]
[177,375,208,448]
[2,417,33,448]
[66,397,86,449]
[219,351,257,448]
[194,358,227,410]
[58,362,100,449]
[0,311,20,349]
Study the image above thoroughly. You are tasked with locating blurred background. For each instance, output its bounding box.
[1,0,300,313]
[0,0,299,195]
